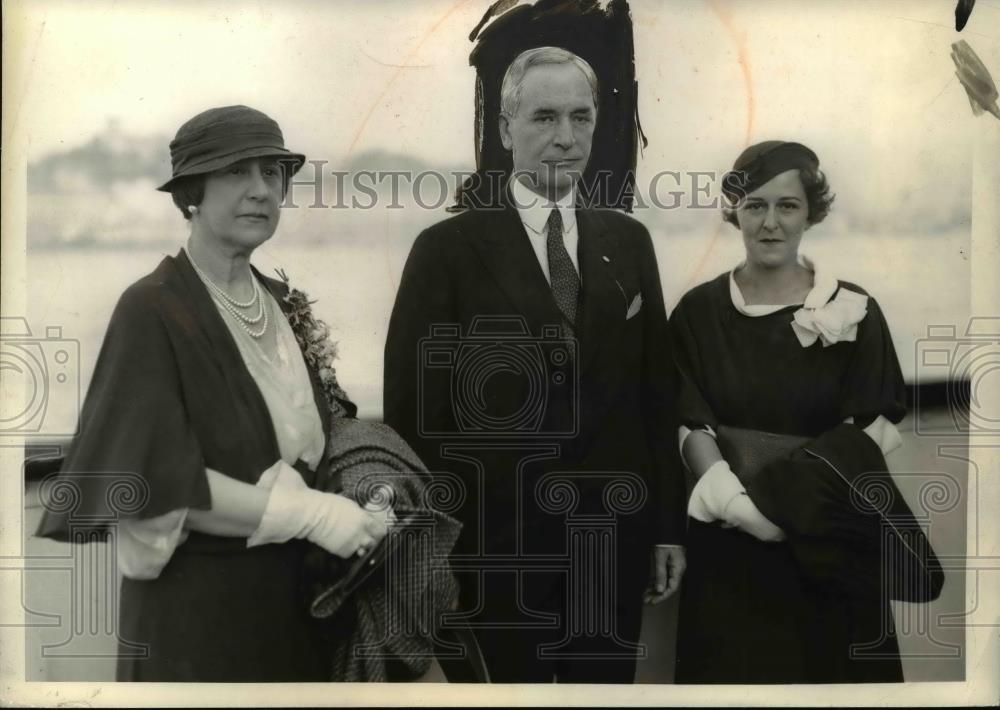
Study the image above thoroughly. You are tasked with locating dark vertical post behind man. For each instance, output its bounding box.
[384,47,686,683]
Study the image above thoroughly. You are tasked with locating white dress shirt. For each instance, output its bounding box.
[509,177,580,283]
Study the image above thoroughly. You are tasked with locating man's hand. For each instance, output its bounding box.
[644,545,686,604]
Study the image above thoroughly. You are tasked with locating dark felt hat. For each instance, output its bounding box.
[157,105,305,192]
[721,141,819,203]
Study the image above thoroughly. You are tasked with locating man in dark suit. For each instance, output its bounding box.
[384,46,686,683]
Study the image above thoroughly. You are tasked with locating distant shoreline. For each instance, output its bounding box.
[27,241,180,251]
[25,225,971,252]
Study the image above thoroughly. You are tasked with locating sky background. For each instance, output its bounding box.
[12,0,996,233]
[5,0,997,420]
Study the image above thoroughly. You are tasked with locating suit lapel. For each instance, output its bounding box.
[470,199,628,377]
[576,209,626,376]
[470,198,565,332]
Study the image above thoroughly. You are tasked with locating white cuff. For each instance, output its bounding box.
[844,415,903,456]
[117,508,190,580]
[687,459,746,523]
[863,415,903,456]
[247,460,309,548]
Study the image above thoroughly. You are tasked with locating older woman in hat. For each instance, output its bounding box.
[37,105,388,681]
[669,141,927,683]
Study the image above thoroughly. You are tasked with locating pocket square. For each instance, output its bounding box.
[626,293,643,320]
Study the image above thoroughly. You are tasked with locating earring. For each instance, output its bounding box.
[187,205,199,216]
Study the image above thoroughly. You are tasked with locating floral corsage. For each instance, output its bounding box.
[276,269,351,418]
[790,287,868,348]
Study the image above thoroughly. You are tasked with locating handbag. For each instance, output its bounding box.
[305,514,420,620]
[715,424,809,483]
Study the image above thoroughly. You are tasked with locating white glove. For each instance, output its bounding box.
[687,460,746,523]
[247,461,387,558]
[688,459,785,542]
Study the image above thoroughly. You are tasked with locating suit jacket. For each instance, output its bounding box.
[383,194,685,552]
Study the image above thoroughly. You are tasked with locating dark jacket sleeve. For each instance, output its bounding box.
[37,282,211,541]
[839,293,907,427]
[668,291,719,432]
[383,227,457,478]
[634,225,686,545]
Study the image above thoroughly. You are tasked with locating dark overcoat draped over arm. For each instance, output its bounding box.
[745,423,944,604]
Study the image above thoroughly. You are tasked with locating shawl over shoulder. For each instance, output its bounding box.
[37,250,346,542]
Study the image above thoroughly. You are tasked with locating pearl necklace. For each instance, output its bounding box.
[189,253,269,339]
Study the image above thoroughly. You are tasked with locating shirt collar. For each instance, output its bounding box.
[509,177,577,236]
[729,254,838,317]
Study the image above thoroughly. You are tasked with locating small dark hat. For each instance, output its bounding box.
[722,141,819,203]
[157,105,305,192]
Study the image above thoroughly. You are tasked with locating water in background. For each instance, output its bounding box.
[21,230,972,683]
[25,224,970,437]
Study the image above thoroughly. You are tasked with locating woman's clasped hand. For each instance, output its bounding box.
[686,458,785,542]
[248,461,389,558]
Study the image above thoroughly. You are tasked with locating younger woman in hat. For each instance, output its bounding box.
[37,105,388,681]
[670,141,914,683]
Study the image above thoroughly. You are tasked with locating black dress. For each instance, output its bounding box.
[37,251,354,681]
[670,270,907,683]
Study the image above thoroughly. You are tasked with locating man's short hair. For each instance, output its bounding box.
[500,46,599,118]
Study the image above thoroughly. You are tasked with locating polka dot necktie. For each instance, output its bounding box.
[546,208,580,331]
